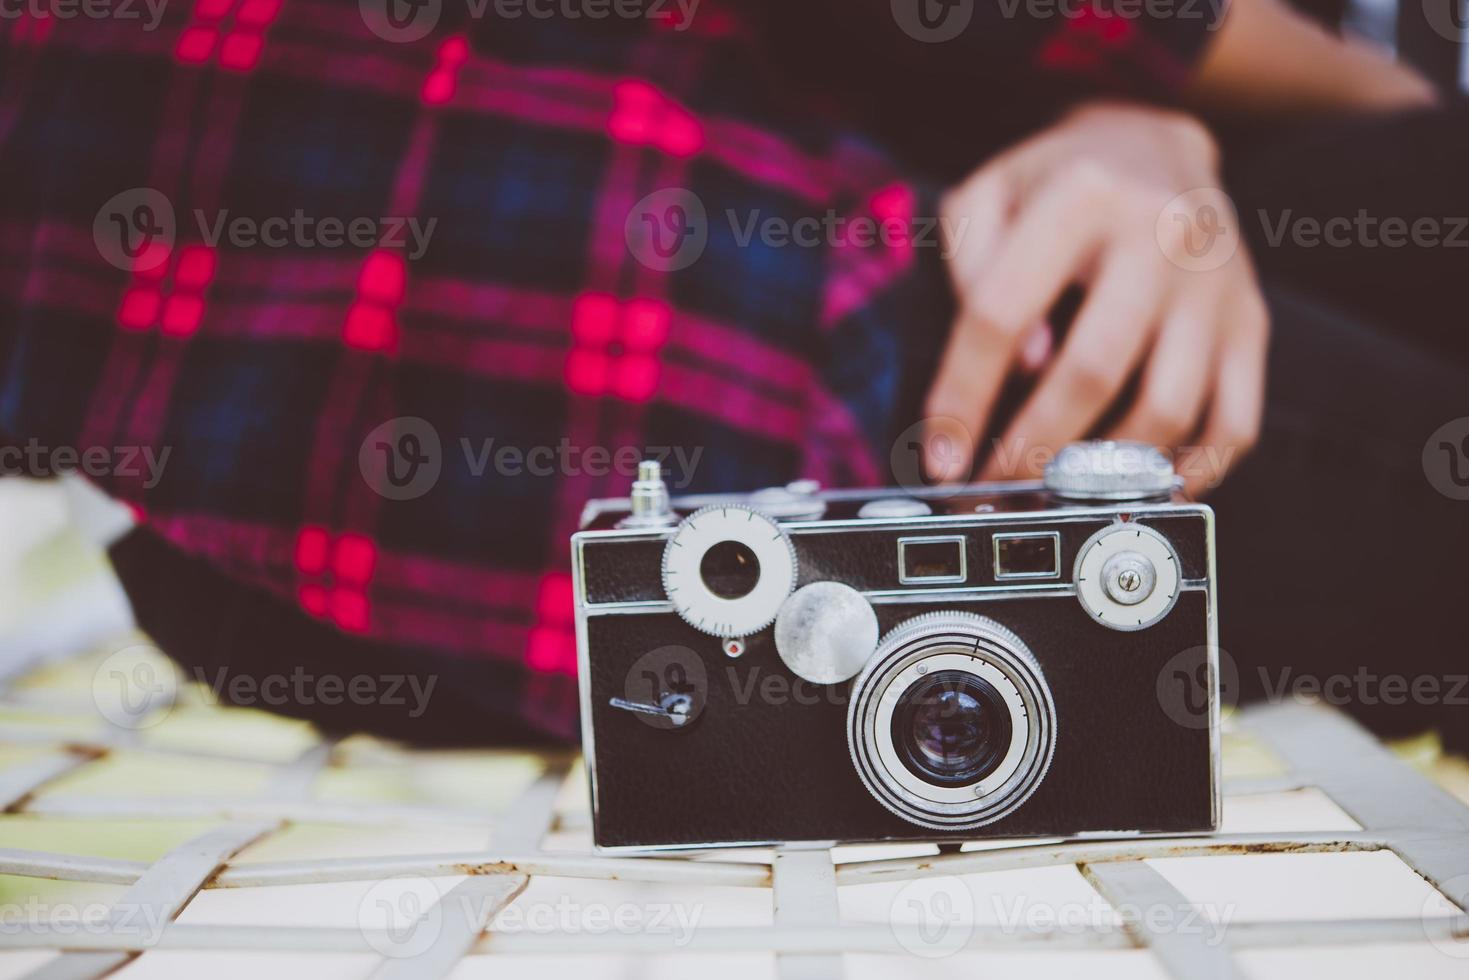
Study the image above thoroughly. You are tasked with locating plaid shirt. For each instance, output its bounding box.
[0,0,1212,739]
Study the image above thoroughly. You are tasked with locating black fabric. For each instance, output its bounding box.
[1214,286,1469,753]
[107,529,560,747]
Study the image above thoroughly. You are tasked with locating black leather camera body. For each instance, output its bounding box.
[572,442,1219,851]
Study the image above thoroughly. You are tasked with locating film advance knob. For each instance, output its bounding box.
[774,582,879,685]
[1100,550,1157,606]
[1074,523,1180,631]
[1043,440,1176,502]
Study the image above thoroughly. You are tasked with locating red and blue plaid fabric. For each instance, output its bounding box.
[0,0,1212,738]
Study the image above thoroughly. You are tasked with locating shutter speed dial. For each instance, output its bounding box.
[661,505,797,639]
[1074,522,1180,631]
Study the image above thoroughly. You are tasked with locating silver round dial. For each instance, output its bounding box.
[1074,522,1181,630]
[661,505,797,638]
[774,582,879,684]
[1044,440,1175,502]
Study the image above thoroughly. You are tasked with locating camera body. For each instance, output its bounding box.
[572,442,1219,851]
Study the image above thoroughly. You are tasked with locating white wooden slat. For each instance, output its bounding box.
[1242,702,1469,908]
[1084,860,1237,980]
[0,750,92,811]
[773,848,843,980]
[18,822,279,980]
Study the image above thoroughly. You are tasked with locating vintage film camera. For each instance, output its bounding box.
[571,441,1219,851]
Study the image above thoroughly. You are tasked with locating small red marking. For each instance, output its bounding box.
[608,80,704,157]
[294,525,330,574]
[175,0,282,71]
[298,583,328,616]
[343,303,396,352]
[564,294,671,403]
[358,250,406,305]
[1036,6,1133,74]
[422,34,470,106]
[218,32,264,72]
[527,573,577,675]
[329,588,370,632]
[13,10,55,43]
[571,293,620,345]
[295,526,376,631]
[175,26,217,63]
[115,244,214,336]
[536,572,574,620]
[869,183,914,223]
[343,250,405,353]
[117,289,162,330]
[236,0,282,24]
[160,294,205,337]
[173,246,217,288]
[331,533,378,585]
[622,298,671,348]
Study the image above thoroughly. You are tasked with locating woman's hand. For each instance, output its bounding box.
[924,101,1270,496]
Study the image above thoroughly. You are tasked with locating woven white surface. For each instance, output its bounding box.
[2,481,1468,979]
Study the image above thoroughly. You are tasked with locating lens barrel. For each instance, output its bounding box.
[847,612,1056,831]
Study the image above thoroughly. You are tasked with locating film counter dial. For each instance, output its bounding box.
[571,443,1220,851]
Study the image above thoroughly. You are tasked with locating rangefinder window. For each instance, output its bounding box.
[993,532,1061,580]
[897,536,967,585]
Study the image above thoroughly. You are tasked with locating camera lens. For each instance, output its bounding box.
[893,671,1012,785]
[699,540,762,599]
[846,612,1056,831]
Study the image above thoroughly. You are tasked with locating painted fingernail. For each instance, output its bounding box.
[1018,321,1053,374]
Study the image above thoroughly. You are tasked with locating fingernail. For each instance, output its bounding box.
[1018,321,1053,374]
[926,443,968,483]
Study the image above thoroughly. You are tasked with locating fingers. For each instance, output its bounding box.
[923,172,1112,481]
[940,167,1012,290]
[981,245,1168,480]
[1184,291,1270,497]
[1107,294,1218,451]
[922,303,1026,482]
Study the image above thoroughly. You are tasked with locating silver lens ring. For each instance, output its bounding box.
[847,612,1056,831]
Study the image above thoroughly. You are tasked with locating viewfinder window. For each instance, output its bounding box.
[898,536,967,585]
[993,532,1061,580]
